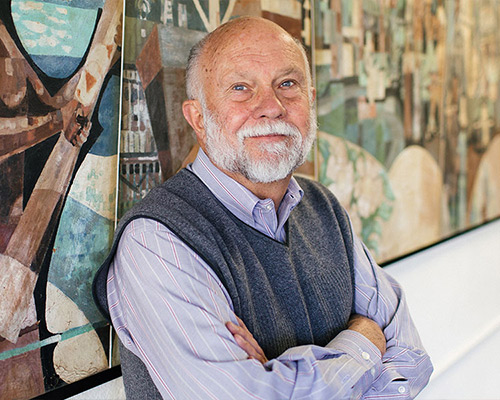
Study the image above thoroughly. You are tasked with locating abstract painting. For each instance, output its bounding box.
[0,0,121,397]
[315,0,500,261]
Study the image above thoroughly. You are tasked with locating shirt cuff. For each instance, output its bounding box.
[326,330,383,392]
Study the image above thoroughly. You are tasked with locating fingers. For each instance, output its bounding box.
[226,319,268,364]
[232,331,265,363]
[234,317,265,359]
[235,315,247,329]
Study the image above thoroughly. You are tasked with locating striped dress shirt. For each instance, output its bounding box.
[107,149,433,399]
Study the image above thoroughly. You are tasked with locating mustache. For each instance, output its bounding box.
[237,121,302,140]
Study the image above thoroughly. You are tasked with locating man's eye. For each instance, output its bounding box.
[280,80,295,88]
[232,84,247,91]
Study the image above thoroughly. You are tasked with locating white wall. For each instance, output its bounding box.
[72,219,500,399]
[385,219,500,399]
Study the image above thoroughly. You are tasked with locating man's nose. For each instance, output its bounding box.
[252,88,286,120]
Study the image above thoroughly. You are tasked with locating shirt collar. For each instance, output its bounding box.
[187,148,303,227]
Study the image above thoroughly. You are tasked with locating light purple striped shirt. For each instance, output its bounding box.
[107,149,432,399]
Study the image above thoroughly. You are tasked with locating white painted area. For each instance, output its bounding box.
[70,376,125,399]
[71,219,500,399]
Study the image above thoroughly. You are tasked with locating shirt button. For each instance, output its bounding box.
[398,386,406,394]
[361,351,370,360]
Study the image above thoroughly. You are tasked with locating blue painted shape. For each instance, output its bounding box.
[41,0,104,9]
[29,55,81,78]
[49,196,114,326]
[90,74,120,157]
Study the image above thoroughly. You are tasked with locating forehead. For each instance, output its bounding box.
[204,25,307,79]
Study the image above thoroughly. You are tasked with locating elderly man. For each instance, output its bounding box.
[94,16,432,399]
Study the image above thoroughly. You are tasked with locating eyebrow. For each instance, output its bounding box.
[278,67,304,76]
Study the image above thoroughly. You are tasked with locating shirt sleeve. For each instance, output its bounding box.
[108,218,423,400]
[348,230,434,399]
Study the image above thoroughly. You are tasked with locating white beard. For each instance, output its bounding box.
[203,107,317,183]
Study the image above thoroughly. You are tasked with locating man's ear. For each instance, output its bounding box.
[182,99,206,145]
[310,86,316,102]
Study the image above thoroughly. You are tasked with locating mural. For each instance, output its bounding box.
[315,0,500,261]
[0,0,122,398]
[1,0,500,398]
[119,0,500,264]
[118,0,313,218]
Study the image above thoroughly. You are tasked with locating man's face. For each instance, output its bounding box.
[199,25,316,183]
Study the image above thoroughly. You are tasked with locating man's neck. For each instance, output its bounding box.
[223,169,291,212]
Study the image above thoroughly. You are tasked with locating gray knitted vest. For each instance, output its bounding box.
[94,169,355,359]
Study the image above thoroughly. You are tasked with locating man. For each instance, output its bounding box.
[94,16,432,399]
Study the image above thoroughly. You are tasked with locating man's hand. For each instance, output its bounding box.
[226,316,268,365]
[347,314,387,356]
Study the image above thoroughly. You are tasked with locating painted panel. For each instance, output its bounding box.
[0,0,121,397]
[315,0,500,262]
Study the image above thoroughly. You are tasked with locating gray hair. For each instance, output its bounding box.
[185,34,210,103]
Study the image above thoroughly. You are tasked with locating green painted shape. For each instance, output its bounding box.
[0,321,107,361]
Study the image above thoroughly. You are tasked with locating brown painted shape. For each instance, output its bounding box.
[261,11,302,40]
[135,25,162,90]
[0,329,45,399]
[146,68,195,180]
[232,0,262,17]
[0,112,64,162]
[0,57,27,110]
[6,189,62,267]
